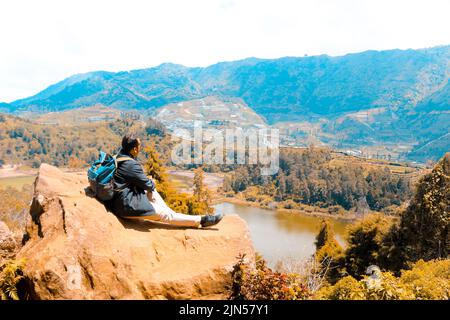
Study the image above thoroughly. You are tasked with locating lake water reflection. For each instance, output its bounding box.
[213,202,350,268]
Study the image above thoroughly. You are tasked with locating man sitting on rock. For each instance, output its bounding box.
[110,134,223,228]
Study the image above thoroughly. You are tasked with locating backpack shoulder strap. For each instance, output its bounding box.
[116,156,133,162]
[113,155,133,169]
[112,155,134,188]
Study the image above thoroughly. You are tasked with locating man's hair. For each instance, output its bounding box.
[121,134,140,153]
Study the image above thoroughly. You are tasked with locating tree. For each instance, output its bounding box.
[344,214,393,278]
[143,144,214,215]
[387,153,450,268]
[143,142,167,184]
[143,144,190,213]
[188,167,214,215]
[315,219,335,251]
[193,167,206,199]
[275,171,287,201]
[314,219,345,283]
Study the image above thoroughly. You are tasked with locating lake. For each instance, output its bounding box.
[213,202,350,268]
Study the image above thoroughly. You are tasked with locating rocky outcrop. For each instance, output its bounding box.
[17,164,254,300]
[0,221,18,262]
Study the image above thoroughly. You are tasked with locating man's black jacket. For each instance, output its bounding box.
[111,149,156,217]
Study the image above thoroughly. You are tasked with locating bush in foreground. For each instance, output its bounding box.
[0,258,27,300]
[230,254,311,300]
[315,259,450,300]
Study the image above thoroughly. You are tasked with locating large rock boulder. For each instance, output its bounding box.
[17,164,254,299]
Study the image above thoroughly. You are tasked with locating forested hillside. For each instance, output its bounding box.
[0,113,170,168]
[223,147,417,213]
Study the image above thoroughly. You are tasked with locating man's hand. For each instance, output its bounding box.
[147,190,155,202]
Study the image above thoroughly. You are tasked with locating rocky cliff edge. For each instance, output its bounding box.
[16,164,255,299]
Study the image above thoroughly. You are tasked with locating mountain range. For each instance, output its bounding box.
[1,45,449,162]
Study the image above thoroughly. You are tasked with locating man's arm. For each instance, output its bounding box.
[123,160,155,192]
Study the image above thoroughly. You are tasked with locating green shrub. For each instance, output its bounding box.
[0,258,27,300]
[399,259,450,300]
[316,276,366,300]
[316,259,450,300]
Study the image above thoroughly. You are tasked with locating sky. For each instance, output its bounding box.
[1,0,449,102]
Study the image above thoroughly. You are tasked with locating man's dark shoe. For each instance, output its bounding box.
[200,212,224,228]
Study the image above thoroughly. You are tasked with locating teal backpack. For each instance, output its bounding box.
[87,151,132,201]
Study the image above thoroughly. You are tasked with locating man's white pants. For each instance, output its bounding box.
[126,189,201,228]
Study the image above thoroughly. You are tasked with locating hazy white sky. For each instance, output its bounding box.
[1,0,449,102]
